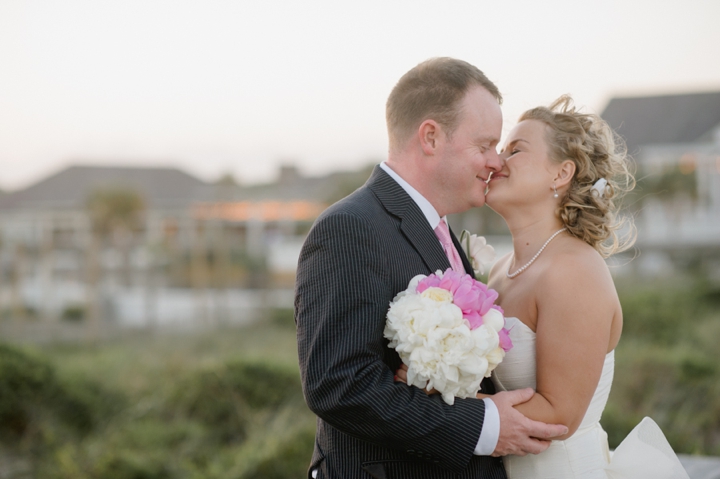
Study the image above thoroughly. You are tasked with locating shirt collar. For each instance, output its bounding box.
[379,161,444,229]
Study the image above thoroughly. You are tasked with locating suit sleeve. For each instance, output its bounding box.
[295,211,487,472]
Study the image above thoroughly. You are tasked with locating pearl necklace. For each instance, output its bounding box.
[506,228,566,279]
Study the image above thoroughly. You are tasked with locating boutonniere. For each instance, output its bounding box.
[459,230,496,278]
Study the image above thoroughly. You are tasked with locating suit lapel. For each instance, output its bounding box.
[367,166,451,274]
[400,209,451,274]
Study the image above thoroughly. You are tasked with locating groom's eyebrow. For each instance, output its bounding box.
[475,136,501,149]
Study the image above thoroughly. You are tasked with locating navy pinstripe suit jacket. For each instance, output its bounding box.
[295,166,506,479]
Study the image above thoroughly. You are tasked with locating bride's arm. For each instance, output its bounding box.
[511,250,620,441]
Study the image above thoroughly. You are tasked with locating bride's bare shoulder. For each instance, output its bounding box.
[539,237,616,297]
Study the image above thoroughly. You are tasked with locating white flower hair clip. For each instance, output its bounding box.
[591,178,608,198]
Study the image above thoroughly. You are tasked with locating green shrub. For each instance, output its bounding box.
[700,284,720,304]
[61,304,86,322]
[0,330,315,478]
[269,308,296,330]
[174,370,249,445]
[92,449,173,479]
[603,344,720,454]
[617,280,714,345]
[224,360,301,409]
[601,280,720,455]
[0,343,123,443]
[244,425,315,479]
[0,343,55,439]
[171,360,301,445]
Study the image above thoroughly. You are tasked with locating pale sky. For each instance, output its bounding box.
[1,0,719,190]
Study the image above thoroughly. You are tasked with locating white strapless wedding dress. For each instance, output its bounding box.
[491,317,689,479]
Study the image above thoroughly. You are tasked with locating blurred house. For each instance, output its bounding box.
[0,164,205,247]
[601,91,720,274]
[0,163,372,326]
[0,165,210,323]
[191,164,375,275]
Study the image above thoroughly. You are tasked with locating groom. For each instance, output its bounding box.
[295,57,567,479]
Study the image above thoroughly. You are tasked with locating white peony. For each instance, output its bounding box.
[384,274,507,405]
[482,308,505,332]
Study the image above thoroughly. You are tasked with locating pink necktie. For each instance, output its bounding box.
[434,220,465,274]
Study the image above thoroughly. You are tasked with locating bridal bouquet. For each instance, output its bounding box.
[384,269,513,405]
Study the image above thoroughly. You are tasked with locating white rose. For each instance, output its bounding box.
[406,274,428,293]
[469,235,495,275]
[481,308,505,332]
[420,287,453,303]
[470,324,498,353]
[485,347,505,373]
[461,233,496,276]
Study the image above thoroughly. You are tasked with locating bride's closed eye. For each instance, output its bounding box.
[503,149,520,161]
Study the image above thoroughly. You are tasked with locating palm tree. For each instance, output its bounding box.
[85,188,146,335]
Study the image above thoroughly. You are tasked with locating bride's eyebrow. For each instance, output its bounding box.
[501,138,529,152]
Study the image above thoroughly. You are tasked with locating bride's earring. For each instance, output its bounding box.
[553,183,559,198]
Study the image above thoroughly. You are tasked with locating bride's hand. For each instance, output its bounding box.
[394,364,439,395]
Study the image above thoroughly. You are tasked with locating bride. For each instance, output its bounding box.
[397,94,689,478]
[481,95,688,479]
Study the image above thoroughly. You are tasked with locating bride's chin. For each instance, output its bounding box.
[484,189,500,207]
[484,189,511,215]
[484,194,502,212]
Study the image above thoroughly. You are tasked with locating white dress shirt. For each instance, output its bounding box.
[379,162,500,456]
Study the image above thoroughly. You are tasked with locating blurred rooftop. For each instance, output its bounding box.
[0,165,209,211]
[601,91,720,156]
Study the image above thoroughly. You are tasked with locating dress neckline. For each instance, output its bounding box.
[505,316,535,334]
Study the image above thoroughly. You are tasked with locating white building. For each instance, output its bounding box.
[601,91,720,274]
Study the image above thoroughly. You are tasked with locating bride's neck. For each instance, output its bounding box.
[506,216,566,266]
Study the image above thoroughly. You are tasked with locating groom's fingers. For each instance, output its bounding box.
[502,387,535,405]
[505,388,569,439]
[490,390,569,457]
[526,417,569,440]
[504,437,552,456]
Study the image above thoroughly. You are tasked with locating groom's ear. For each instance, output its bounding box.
[418,119,440,155]
[554,160,576,188]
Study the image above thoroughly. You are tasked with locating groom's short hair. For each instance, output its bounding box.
[386,57,502,150]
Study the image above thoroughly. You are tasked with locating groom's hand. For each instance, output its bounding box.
[490,388,568,457]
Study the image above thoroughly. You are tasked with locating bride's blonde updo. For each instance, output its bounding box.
[519,95,636,257]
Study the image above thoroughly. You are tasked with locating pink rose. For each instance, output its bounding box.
[416,269,501,331]
[499,327,513,352]
[416,275,441,293]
